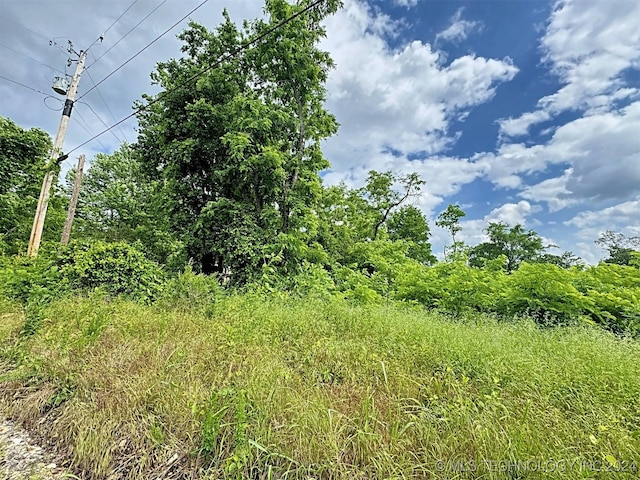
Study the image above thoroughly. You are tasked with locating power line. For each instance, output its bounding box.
[0,75,50,97]
[77,99,124,145]
[85,0,168,71]
[0,42,65,75]
[86,0,140,52]
[84,66,128,143]
[0,75,66,113]
[12,22,50,42]
[43,95,64,111]
[77,0,209,101]
[74,108,111,154]
[103,0,140,37]
[66,0,328,158]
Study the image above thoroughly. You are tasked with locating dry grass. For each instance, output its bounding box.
[0,290,639,479]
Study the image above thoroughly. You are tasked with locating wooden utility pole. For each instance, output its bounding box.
[27,49,86,257]
[61,154,85,245]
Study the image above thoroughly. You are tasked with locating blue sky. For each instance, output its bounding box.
[1,0,638,262]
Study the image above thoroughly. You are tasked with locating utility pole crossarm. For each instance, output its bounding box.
[27,50,86,257]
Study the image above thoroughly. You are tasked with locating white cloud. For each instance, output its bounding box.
[485,200,541,226]
[475,142,551,189]
[566,199,640,231]
[394,0,419,7]
[498,0,640,138]
[449,201,541,252]
[519,168,577,212]
[435,8,482,45]
[498,110,551,138]
[565,198,640,263]
[483,100,640,208]
[484,0,640,267]
[321,0,517,202]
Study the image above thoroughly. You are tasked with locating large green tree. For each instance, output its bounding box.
[72,145,180,266]
[74,145,146,241]
[595,231,640,266]
[537,251,584,269]
[360,171,424,241]
[136,1,342,282]
[387,205,435,264]
[0,116,64,254]
[315,171,433,269]
[469,222,546,273]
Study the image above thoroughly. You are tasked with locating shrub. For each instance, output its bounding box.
[0,254,65,304]
[576,263,640,335]
[159,264,223,312]
[58,241,165,302]
[500,263,591,325]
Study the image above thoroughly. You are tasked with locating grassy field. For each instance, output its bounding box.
[0,291,638,479]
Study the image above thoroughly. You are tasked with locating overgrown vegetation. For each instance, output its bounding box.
[1,289,639,479]
[1,0,639,478]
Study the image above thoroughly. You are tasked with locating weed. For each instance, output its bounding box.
[0,294,638,479]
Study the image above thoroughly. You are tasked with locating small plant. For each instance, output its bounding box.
[159,264,223,312]
[197,387,252,476]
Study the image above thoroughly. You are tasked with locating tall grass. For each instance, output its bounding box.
[0,290,638,479]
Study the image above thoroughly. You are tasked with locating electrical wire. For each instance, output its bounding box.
[84,65,129,142]
[44,96,64,111]
[66,0,328,158]
[0,75,50,97]
[85,0,168,71]
[104,0,139,38]
[77,0,209,101]
[74,108,111,154]
[0,42,65,75]
[86,0,140,52]
[0,75,69,168]
[77,99,124,145]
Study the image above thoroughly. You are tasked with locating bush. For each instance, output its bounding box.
[576,263,640,335]
[158,264,224,312]
[58,241,165,302]
[0,242,165,305]
[499,263,592,324]
[0,254,65,304]
[395,260,506,315]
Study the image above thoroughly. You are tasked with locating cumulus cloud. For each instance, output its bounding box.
[519,168,577,212]
[435,8,482,45]
[566,199,640,231]
[485,100,640,205]
[469,0,640,260]
[450,201,541,250]
[321,0,517,198]
[499,0,640,138]
[485,200,541,226]
[498,111,551,138]
[565,198,640,263]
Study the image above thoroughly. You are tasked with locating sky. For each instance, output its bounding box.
[0,0,638,263]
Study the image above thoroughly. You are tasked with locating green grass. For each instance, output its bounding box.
[0,292,639,479]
